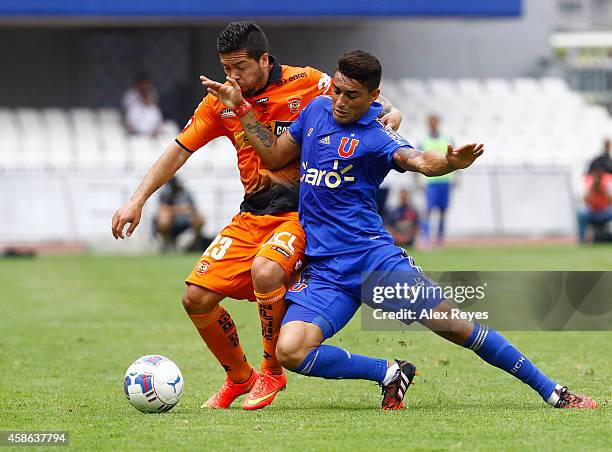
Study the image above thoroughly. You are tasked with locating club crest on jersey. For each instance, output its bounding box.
[196,260,211,275]
[287,95,303,113]
[182,116,194,132]
[338,137,359,158]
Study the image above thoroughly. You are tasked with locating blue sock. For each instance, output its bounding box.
[465,323,558,402]
[295,344,387,383]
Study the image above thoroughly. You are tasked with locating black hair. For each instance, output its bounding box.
[216,21,269,60]
[134,72,149,84]
[336,50,382,92]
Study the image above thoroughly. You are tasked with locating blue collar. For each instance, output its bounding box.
[323,99,383,126]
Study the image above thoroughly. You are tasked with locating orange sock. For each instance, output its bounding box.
[189,305,253,383]
[254,286,287,374]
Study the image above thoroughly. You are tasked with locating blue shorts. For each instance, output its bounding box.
[281,303,335,339]
[426,182,450,211]
[284,244,443,338]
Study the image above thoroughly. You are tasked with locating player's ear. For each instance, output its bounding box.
[259,52,270,69]
[370,88,381,103]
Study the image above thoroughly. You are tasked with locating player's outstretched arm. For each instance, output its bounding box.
[200,75,301,170]
[393,143,484,176]
[111,141,191,239]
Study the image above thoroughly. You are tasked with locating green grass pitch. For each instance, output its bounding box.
[1,245,610,450]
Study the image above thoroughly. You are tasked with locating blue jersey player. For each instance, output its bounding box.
[202,50,597,410]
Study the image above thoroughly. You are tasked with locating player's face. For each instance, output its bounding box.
[219,50,270,97]
[331,72,380,125]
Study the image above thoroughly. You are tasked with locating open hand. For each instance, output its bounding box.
[200,75,243,109]
[446,143,484,170]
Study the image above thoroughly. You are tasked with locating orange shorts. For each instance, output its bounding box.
[185,211,306,302]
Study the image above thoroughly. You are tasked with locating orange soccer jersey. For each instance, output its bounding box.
[179,56,331,301]
[176,56,332,215]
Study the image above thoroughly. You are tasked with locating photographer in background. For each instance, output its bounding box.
[154,177,211,252]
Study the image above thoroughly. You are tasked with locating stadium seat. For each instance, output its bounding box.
[1,79,610,174]
[378,76,612,169]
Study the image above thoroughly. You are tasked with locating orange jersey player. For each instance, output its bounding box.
[111,21,402,411]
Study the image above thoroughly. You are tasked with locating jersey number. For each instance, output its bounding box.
[203,235,233,260]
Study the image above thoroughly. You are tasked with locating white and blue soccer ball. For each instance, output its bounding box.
[123,355,183,413]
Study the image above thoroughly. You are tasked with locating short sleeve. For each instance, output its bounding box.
[290,96,326,145]
[378,128,413,173]
[288,111,305,145]
[175,95,222,152]
[288,103,312,146]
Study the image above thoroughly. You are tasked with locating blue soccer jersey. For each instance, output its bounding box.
[289,95,412,257]
[286,95,443,337]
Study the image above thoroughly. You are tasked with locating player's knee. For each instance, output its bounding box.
[276,337,310,370]
[448,318,475,344]
[251,257,285,293]
[276,322,323,370]
[181,284,220,315]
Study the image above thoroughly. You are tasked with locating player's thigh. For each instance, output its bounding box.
[256,216,306,284]
[368,246,445,324]
[286,276,360,339]
[380,251,473,343]
[185,215,259,302]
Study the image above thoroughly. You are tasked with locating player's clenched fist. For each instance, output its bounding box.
[111,199,143,239]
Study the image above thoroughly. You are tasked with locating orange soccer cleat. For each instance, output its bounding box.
[554,387,598,409]
[242,369,287,410]
[201,370,258,409]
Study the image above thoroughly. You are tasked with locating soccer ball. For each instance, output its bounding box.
[123,355,184,413]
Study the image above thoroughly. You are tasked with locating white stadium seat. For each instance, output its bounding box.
[377,77,612,167]
[0,80,610,171]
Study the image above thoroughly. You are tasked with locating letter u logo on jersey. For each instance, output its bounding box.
[338,137,359,158]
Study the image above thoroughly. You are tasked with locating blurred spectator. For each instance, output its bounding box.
[587,139,612,175]
[418,114,454,247]
[122,72,163,136]
[386,189,419,247]
[153,177,211,252]
[577,169,612,243]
